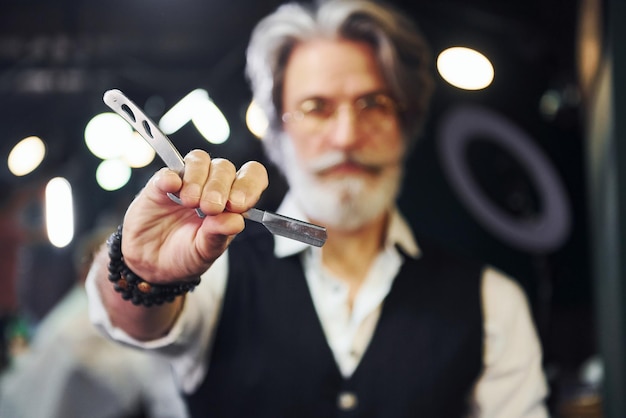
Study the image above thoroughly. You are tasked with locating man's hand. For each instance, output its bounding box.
[120,149,268,284]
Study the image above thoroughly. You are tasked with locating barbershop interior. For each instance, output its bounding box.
[0,0,622,417]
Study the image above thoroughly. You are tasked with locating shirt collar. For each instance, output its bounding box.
[273,193,421,259]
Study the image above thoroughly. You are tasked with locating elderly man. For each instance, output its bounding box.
[87,0,549,416]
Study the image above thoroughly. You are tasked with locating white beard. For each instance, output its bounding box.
[278,134,403,231]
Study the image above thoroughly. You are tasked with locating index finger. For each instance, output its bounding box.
[226,161,269,213]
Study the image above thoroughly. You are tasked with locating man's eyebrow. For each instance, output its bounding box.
[359,89,392,97]
[299,89,389,101]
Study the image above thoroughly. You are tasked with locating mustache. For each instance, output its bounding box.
[307,151,400,175]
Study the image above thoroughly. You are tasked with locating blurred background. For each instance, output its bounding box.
[0,0,620,416]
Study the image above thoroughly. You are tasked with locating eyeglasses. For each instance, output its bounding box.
[281,92,400,134]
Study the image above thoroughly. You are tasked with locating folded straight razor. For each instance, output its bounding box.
[103,88,327,247]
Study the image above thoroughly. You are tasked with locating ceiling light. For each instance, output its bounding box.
[246,100,268,139]
[159,90,205,135]
[8,136,47,176]
[96,159,131,191]
[45,177,74,248]
[192,98,230,144]
[85,112,133,159]
[437,47,495,90]
[159,88,230,144]
[121,131,156,168]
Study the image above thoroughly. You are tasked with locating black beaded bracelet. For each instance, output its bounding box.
[107,225,201,307]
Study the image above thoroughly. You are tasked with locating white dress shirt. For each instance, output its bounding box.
[86,194,549,417]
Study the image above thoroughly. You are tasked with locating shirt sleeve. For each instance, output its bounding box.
[469,267,549,418]
[85,250,230,394]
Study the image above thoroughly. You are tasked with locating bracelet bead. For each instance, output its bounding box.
[106,225,200,307]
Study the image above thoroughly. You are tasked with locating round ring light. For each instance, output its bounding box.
[438,105,571,253]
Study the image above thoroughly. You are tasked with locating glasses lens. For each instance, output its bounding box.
[356,94,396,115]
[283,94,398,134]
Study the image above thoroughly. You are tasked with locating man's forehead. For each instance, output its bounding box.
[282,39,388,102]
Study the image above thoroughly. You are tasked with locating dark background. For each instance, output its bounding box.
[0,0,596,413]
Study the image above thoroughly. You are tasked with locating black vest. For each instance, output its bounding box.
[186,223,484,418]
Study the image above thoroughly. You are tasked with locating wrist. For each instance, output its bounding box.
[107,225,201,307]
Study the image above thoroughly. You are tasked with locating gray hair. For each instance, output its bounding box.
[246,0,435,169]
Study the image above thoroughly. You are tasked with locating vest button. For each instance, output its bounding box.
[337,391,358,411]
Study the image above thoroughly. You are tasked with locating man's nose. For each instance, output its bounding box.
[327,105,360,149]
